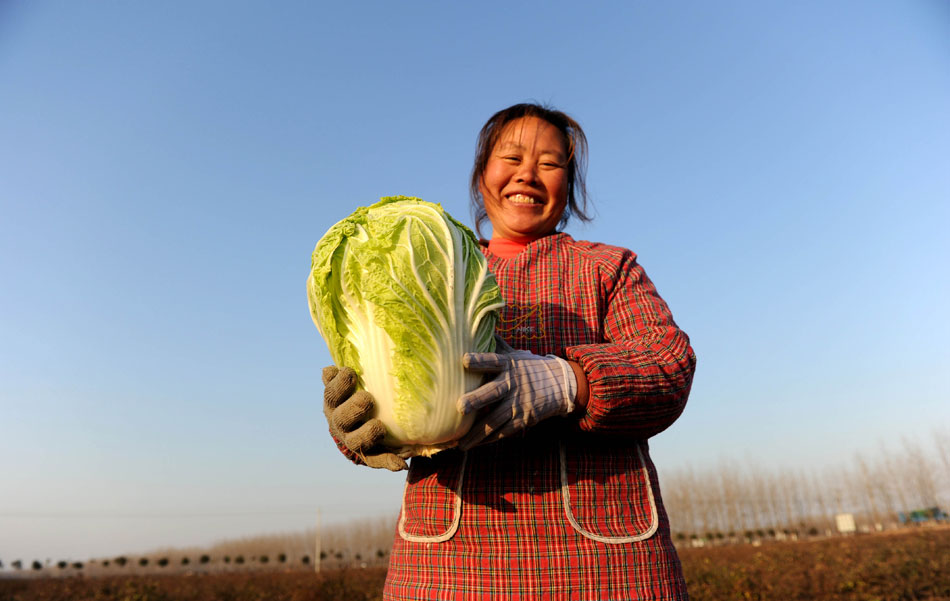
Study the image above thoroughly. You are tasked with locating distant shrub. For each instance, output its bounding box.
[139,558,149,567]
[200,554,210,564]
[31,560,42,571]
[158,558,169,567]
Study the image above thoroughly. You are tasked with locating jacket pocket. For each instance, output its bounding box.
[398,450,467,543]
[559,440,658,543]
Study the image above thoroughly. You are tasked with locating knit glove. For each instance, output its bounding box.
[322,366,407,472]
[456,341,577,450]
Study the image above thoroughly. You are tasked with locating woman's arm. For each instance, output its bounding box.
[565,251,696,438]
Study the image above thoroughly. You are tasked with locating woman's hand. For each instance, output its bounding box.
[322,366,407,471]
[456,345,578,450]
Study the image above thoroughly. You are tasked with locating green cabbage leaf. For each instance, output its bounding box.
[307,196,504,457]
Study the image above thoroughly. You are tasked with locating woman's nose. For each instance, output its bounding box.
[515,163,537,184]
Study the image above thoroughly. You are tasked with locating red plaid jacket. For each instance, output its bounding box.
[340,233,695,600]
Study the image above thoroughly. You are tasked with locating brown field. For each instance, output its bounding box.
[0,568,388,601]
[680,527,950,601]
[2,528,948,600]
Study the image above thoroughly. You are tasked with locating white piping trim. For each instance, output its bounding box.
[397,451,467,543]
[559,441,658,543]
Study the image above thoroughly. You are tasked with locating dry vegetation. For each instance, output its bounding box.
[0,568,389,601]
[664,431,950,542]
[680,527,950,601]
[2,528,949,600]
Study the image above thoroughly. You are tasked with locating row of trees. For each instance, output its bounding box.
[0,516,398,575]
[2,560,83,571]
[662,431,950,541]
[0,553,315,573]
[200,515,396,568]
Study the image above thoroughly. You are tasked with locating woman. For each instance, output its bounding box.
[322,103,696,599]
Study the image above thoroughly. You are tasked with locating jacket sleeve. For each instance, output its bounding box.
[564,251,695,438]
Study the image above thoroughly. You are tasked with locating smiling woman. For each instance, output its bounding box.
[320,103,697,600]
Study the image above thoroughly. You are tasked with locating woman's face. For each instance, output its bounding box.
[479,116,569,242]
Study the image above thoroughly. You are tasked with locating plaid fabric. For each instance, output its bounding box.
[381,233,696,600]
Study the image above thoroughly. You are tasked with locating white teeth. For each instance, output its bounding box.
[507,194,538,204]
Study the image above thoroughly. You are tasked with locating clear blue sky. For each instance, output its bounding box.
[1,1,948,562]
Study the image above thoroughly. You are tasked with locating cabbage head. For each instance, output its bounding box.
[307,196,504,457]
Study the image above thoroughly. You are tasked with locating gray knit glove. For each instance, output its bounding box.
[322,366,407,471]
[456,342,577,450]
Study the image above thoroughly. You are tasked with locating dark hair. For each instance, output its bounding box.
[469,103,591,238]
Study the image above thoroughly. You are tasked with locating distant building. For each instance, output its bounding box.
[835,513,856,534]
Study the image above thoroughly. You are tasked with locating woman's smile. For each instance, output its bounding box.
[507,193,541,205]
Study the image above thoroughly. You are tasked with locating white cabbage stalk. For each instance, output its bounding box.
[307,196,504,457]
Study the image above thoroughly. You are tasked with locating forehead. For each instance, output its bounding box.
[494,116,567,155]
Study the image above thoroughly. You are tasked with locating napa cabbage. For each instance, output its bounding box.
[307,196,504,457]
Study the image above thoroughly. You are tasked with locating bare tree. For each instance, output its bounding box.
[853,452,884,527]
[902,437,938,508]
[663,468,695,537]
[933,428,950,482]
[764,469,785,532]
[719,462,745,536]
[809,470,833,533]
[879,442,911,514]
